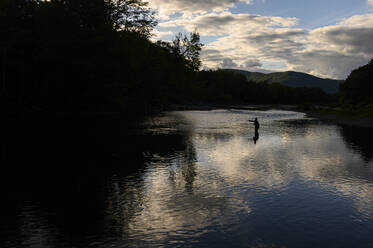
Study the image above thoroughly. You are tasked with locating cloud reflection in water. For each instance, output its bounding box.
[105,110,373,246]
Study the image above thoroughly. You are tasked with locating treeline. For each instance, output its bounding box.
[330,59,373,117]
[1,0,334,119]
[194,70,333,105]
[0,0,201,117]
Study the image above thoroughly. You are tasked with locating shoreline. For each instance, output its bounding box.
[304,111,373,128]
[168,103,297,111]
[3,102,373,128]
[168,104,373,128]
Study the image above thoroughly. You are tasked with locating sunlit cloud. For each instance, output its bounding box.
[152,0,373,79]
[116,110,373,243]
[201,13,373,78]
[297,14,373,78]
[151,29,173,40]
[190,113,373,217]
[149,0,252,18]
[159,12,298,36]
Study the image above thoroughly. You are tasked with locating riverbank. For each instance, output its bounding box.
[168,103,373,128]
[304,109,373,128]
[168,103,298,111]
[168,104,267,111]
[4,100,373,128]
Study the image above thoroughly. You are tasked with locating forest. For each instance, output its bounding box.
[339,59,373,105]
[0,0,370,120]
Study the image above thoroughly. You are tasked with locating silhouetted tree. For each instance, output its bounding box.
[1,0,332,119]
[106,0,157,37]
[157,32,203,71]
[340,58,373,105]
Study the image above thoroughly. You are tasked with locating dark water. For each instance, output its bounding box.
[1,110,373,248]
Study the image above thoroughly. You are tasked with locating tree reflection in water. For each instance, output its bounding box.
[339,125,373,163]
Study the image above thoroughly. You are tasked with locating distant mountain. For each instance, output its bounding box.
[224,69,342,94]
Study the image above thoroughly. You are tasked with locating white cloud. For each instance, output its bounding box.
[197,13,373,79]
[221,58,238,68]
[159,12,298,36]
[302,14,373,78]
[151,30,173,40]
[159,11,301,74]
[219,57,263,70]
[149,0,252,18]
[154,1,373,79]
[368,0,373,6]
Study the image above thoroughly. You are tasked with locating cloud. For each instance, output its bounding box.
[289,50,369,79]
[149,0,252,18]
[156,5,373,79]
[199,13,373,79]
[151,30,173,40]
[159,12,298,36]
[199,22,307,74]
[221,58,238,68]
[368,0,373,6]
[309,14,373,55]
[241,59,262,69]
[201,49,226,63]
[201,49,264,71]
[301,14,373,78]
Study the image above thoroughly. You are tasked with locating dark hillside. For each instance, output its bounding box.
[225,69,341,94]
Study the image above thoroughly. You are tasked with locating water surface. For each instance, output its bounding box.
[1,109,373,248]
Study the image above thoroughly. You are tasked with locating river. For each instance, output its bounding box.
[1,109,373,247]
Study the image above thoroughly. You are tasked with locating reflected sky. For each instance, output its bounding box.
[2,110,373,248]
[101,110,373,247]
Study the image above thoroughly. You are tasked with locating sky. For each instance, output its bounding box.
[149,0,373,79]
